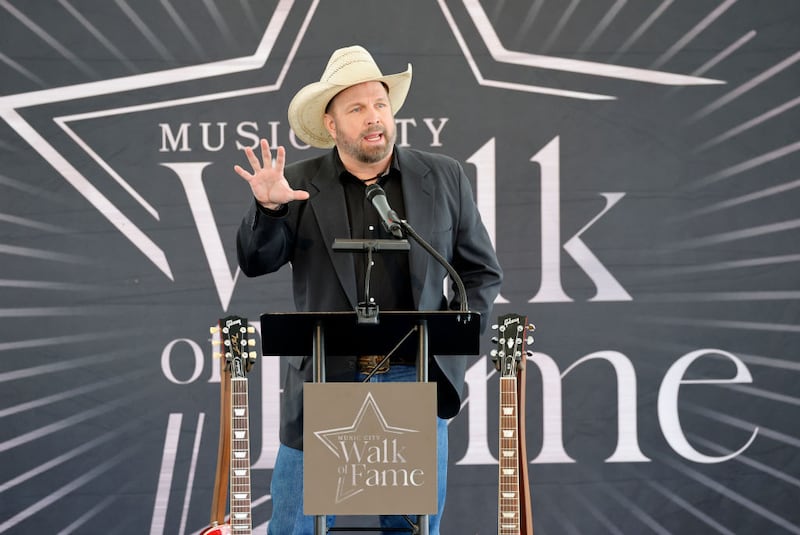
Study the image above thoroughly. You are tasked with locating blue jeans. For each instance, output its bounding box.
[267,365,449,534]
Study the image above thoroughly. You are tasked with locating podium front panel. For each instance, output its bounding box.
[303,382,438,515]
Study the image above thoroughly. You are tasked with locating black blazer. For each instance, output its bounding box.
[237,146,502,449]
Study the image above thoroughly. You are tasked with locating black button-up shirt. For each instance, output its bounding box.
[335,149,414,313]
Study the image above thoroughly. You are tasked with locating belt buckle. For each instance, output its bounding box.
[359,355,389,374]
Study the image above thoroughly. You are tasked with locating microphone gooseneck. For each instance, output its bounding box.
[398,220,469,314]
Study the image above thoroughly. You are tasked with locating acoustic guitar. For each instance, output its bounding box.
[491,313,535,535]
[202,316,257,535]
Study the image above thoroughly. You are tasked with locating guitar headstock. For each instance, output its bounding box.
[211,315,257,378]
[490,313,535,376]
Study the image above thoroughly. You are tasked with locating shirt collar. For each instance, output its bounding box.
[334,147,401,185]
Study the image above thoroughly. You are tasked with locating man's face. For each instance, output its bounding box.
[324,81,396,165]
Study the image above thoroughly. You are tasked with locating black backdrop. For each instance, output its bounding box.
[1,1,799,533]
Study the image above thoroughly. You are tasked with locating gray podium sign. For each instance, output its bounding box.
[303,382,438,515]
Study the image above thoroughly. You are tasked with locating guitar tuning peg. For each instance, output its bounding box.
[248,351,258,359]
[491,324,498,330]
[212,339,221,346]
[527,324,536,331]
[527,336,534,345]
[489,349,498,357]
[490,337,499,344]
[210,326,219,334]
[247,326,255,333]
[213,351,223,359]
[526,350,534,357]
[248,339,256,346]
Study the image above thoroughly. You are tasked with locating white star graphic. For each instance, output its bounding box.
[0,0,725,280]
[313,391,419,459]
[0,0,311,279]
[313,391,419,504]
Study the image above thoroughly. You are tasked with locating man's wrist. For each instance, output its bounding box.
[258,200,284,211]
[255,199,288,217]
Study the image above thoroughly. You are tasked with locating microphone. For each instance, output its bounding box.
[365,184,404,239]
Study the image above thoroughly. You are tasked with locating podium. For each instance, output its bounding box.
[260,310,481,535]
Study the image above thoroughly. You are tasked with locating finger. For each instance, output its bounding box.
[260,139,272,167]
[291,189,310,201]
[274,145,285,173]
[233,165,253,181]
[244,146,261,172]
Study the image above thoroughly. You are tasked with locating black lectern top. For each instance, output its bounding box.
[260,311,480,357]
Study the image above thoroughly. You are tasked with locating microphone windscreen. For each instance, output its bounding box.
[365,183,384,201]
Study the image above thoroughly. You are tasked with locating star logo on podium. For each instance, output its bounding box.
[313,392,419,503]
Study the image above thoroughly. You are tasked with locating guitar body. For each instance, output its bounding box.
[200,523,231,535]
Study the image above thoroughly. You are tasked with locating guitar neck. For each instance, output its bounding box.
[230,376,252,533]
[493,313,534,535]
[498,376,521,533]
[206,316,256,535]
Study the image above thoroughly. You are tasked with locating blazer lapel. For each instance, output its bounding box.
[397,149,434,309]
[308,155,358,309]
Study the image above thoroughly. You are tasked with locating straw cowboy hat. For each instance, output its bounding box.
[288,45,412,149]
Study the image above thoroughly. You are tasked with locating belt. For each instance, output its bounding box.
[357,354,417,374]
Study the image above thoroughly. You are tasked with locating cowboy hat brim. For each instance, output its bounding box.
[288,65,412,149]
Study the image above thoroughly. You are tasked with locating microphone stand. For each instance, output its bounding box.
[332,217,472,326]
[359,246,380,324]
[332,238,411,324]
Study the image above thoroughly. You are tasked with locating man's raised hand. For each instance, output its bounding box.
[234,139,310,210]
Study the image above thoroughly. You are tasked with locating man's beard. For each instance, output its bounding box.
[338,126,395,164]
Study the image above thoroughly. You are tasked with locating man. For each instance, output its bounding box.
[235,45,502,534]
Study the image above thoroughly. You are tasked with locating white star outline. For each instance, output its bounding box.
[313,391,419,458]
[0,0,312,282]
[312,391,420,504]
[441,0,723,100]
[0,0,724,283]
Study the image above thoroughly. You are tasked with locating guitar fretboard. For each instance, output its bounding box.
[499,376,520,533]
[230,376,251,533]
